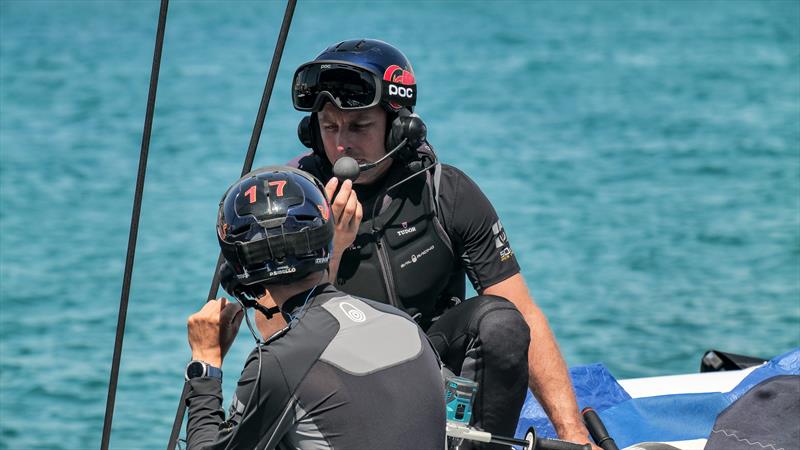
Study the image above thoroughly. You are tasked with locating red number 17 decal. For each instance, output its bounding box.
[245,186,257,204]
[244,180,286,204]
[268,180,286,196]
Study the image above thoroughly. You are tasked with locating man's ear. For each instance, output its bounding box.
[298,113,327,159]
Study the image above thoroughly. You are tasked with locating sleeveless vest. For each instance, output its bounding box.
[335,165,456,327]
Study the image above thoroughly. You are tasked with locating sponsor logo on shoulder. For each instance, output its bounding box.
[492,220,508,248]
[492,220,514,262]
[339,302,366,323]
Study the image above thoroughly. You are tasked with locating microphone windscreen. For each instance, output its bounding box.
[332,156,360,182]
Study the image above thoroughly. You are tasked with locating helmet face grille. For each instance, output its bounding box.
[217,167,334,290]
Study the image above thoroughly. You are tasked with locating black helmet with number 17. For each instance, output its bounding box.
[216,166,333,301]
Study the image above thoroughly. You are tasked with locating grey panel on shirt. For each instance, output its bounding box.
[281,400,331,450]
[320,296,423,375]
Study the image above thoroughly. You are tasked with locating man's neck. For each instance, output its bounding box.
[260,271,327,309]
[353,161,405,220]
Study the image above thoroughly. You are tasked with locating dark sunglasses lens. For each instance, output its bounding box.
[293,65,377,110]
[319,67,377,108]
[293,65,322,109]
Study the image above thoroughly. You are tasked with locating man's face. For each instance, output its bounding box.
[317,103,390,185]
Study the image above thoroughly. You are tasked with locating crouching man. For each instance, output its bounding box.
[184,166,446,449]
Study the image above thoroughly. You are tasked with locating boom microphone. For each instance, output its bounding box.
[332,137,409,182]
[332,157,361,182]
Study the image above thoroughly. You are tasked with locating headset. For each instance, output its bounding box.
[297,107,428,168]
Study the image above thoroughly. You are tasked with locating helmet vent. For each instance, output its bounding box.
[294,215,319,223]
[228,224,250,238]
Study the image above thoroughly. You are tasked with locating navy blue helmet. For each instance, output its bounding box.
[217,166,333,300]
[292,39,417,113]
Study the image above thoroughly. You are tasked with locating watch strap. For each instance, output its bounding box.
[205,364,223,381]
[185,360,223,381]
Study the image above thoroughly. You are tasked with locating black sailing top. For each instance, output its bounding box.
[185,283,446,450]
[292,151,521,328]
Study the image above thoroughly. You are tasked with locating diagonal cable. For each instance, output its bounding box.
[101,0,170,448]
[166,1,297,448]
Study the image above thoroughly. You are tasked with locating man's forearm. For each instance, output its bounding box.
[185,378,227,449]
[184,353,264,450]
[525,308,584,435]
[483,275,589,439]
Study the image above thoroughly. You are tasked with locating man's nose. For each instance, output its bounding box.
[334,133,353,154]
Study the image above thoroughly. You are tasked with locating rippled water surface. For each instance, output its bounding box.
[1,1,798,448]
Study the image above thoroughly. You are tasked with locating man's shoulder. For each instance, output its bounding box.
[435,163,483,195]
[438,163,472,182]
[434,163,495,211]
[322,290,417,323]
[354,295,418,322]
[288,152,330,181]
[287,151,313,169]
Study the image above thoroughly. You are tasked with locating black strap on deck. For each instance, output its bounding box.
[166,1,297,449]
[101,0,170,449]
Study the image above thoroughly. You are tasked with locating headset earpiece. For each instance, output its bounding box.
[385,108,427,164]
[298,114,327,159]
[298,116,313,149]
[302,108,427,167]
[220,260,266,303]
[219,260,240,299]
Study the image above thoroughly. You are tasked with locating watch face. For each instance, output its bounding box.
[186,361,205,379]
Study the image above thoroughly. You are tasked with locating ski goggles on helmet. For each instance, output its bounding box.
[292,61,416,112]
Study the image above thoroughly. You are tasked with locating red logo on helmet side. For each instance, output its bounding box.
[318,202,330,221]
[383,65,416,110]
[383,65,415,85]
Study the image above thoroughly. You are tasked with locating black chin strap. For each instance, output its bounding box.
[245,300,282,320]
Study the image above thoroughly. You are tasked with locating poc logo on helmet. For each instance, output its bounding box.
[339,302,366,323]
[388,84,414,99]
[383,64,416,109]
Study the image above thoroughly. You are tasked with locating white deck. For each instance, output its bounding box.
[618,365,760,398]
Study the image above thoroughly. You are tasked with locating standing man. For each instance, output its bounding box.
[184,166,446,449]
[289,39,598,449]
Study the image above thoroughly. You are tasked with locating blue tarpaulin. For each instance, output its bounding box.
[515,348,800,448]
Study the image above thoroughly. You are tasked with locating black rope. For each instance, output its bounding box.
[101,0,170,449]
[166,1,297,448]
[207,0,298,302]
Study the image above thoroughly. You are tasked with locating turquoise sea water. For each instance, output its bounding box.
[1,1,798,448]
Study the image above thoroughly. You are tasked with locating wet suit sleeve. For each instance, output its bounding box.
[185,349,292,450]
[438,165,520,292]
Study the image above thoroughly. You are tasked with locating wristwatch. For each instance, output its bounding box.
[185,360,223,381]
